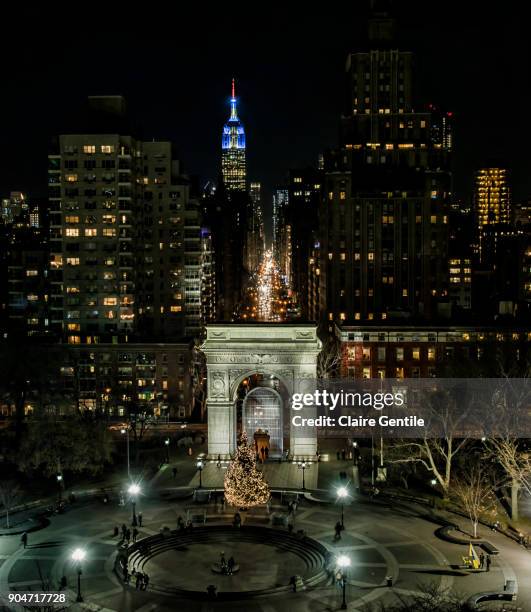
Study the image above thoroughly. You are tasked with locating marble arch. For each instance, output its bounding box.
[201,323,322,459]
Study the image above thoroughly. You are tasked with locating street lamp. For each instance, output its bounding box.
[337,554,350,610]
[56,474,64,502]
[128,483,140,526]
[121,427,130,479]
[297,461,310,491]
[337,486,349,528]
[71,548,86,602]
[196,459,204,488]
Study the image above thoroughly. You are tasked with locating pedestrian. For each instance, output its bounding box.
[206,584,217,598]
[142,572,149,590]
[177,515,185,531]
[227,557,235,575]
[289,575,297,592]
[121,523,127,539]
[334,521,342,541]
[21,532,28,549]
[135,571,142,590]
[138,512,143,527]
[288,501,293,515]
[188,446,192,456]
[132,527,139,542]
[59,575,67,590]
[486,554,491,572]
[479,552,485,569]
[172,467,177,478]
[220,551,227,573]
[125,528,131,543]
[113,525,119,538]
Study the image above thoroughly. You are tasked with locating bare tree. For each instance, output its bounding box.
[452,463,497,538]
[317,335,341,380]
[484,375,531,521]
[388,389,469,497]
[0,481,23,529]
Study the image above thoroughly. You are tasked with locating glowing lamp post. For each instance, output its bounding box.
[337,554,350,610]
[297,461,310,491]
[337,486,349,528]
[128,483,140,526]
[71,548,86,602]
[196,459,204,488]
[121,427,130,479]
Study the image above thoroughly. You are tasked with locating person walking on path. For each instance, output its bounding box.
[486,554,491,572]
[479,553,485,569]
[138,512,143,527]
[121,523,127,540]
[132,527,139,543]
[334,521,343,541]
[21,532,28,549]
[142,572,150,590]
[113,525,119,538]
[125,528,131,543]
[172,467,177,478]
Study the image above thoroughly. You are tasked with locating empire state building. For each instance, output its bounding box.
[221,79,246,193]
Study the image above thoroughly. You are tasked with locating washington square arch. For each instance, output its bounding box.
[201,323,322,460]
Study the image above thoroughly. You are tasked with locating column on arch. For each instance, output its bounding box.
[289,375,318,460]
[207,399,237,458]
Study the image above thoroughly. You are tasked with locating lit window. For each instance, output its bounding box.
[412,347,420,360]
[65,228,79,237]
[402,289,408,297]
[65,215,79,224]
[66,258,80,266]
[85,228,98,236]
[396,348,404,360]
[83,145,96,154]
[430,215,437,223]
[67,323,80,331]
[339,191,346,200]
[26,270,38,276]
[170,305,182,313]
[103,228,117,237]
[101,145,115,154]
[104,297,118,306]
[66,174,78,182]
[68,335,81,344]
[340,312,346,320]
[340,253,346,261]
[428,347,436,360]
[368,252,374,261]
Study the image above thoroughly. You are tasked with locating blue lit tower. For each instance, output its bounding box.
[221,79,246,193]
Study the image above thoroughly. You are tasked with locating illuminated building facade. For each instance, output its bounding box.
[221,79,246,193]
[48,96,211,343]
[316,14,451,326]
[272,188,288,259]
[474,167,511,262]
[244,181,264,273]
[336,323,529,379]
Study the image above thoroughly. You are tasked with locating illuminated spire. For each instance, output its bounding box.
[230,78,238,120]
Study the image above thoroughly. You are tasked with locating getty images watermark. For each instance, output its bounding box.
[286,378,531,439]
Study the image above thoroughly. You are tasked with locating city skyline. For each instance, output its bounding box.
[1,2,529,217]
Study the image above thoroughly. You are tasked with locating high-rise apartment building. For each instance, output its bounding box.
[474,167,511,262]
[316,14,451,325]
[48,96,210,343]
[244,182,264,273]
[221,79,246,193]
[272,188,288,259]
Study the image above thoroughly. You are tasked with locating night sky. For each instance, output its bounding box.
[1,2,528,222]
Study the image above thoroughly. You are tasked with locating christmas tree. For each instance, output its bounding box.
[224,431,270,509]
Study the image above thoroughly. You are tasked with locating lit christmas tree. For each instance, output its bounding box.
[224,432,270,509]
